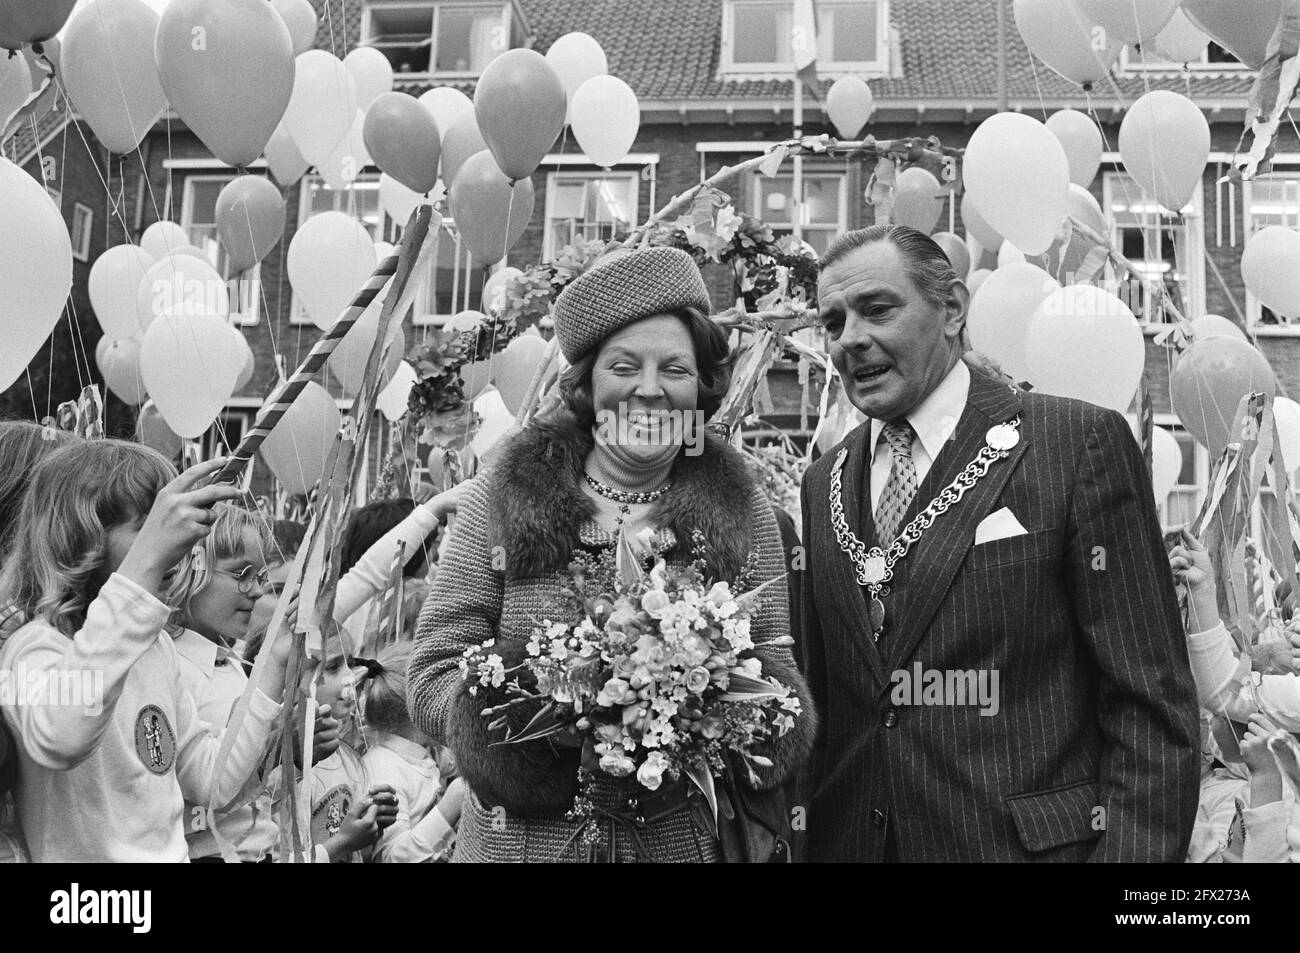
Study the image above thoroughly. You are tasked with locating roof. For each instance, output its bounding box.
[324,0,1256,109]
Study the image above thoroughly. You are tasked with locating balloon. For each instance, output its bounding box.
[967,269,993,295]
[377,360,416,423]
[364,92,441,194]
[1045,110,1102,189]
[483,267,523,312]
[1170,336,1278,455]
[0,0,76,43]
[136,254,229,328]
[139,308,244,438]
[441,109,489,188]
[493,334,549,414]
[260,381,340,495]
[137,399,182,458]
[965,112,1070,256]
[967,263,1060,383]
[379,173,423,225]
[270,0,317,56]
[1154,8,1210,63]
[318,109,370,192]
[1242,226,1300,320]
[1056,184,1108,279]
[419,87,474,145]
[345,45,393,110]
[473,48,566,181]
[545,32,607,124]
[460,361,492,400]
[1182,0,1284,71]
[1119,91,1209,213]
[826,76,875,140]
[89,244,154,341]
[960,190,1003,250]
[140,220,191,261]
[287,211,377,329]
[930,232,971,279]
[892,166,944,233]
[0,37,29,130]
[997,241,1027,268]
[570,75,639,169]
[1273,397,1300,471]
[374,240,396,261]
[1190,314,1247,342]
[1071,0,1181,45]
[215,175,285,273]
[230,326,254,390]
[1013,0,1123,87]
[449,150,536,264]
[0,158,72,392]
[61,0,167,155]
[264,123,308,187]
[1025,284,1145,412]
[448,310,488,333]
[155,0,295,168]
[1067,184,1107,236]
[283,50,359,169]
[329,301,405,398]
[1150,426,1182,502]
[97,336,147,405]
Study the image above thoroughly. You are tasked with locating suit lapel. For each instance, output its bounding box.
[825,424,889,689]
[884,371,1027,671]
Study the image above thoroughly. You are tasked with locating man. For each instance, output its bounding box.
[800,224,1198,862]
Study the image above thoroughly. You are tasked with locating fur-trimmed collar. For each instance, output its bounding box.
[489,412,758,582]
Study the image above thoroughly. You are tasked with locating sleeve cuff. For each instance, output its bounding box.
[248,688,282,722]
[103,572,170,623]
[1187,620,1230,642]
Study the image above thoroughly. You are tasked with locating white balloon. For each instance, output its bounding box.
[229,324,255,390]
[1067,184,1107,236]
[0,48,31,134]
[825,76,875,140]
[892,167,944,233]
[482,268,522,313]
[1242,226,1300,320]
[283,51,359,169]
[966,263,1060,382]
[570,75,639,168]
[0,158,75,390]
[1274,396,1300,473]
[260,380,341,495]
[965,112,1070,256]
[344,46,393,110]
[139,308,243,438]
[1071,0,1182,45]
[1189,314,1247,342]
[448,309,488,333]
[140,220,191,261]
[459,360,492,400]
[493,335,549,414]
[96,336,147,405]
[136,254,229,329]
[270,0,318,56]
[90,244,155,341]
[997,241,1027,268]
[1150,425,1182,503]
[1154,7,1210,63]
[1119,91,1209,213]
[379,173,423,223]
[1045,109,1102,188]
[328,300,405,398]
[419,87,474,144]
[318,109,370,192]
[545,32,608,124]
[287,211,377,329]
[264,123,308,187]
[1025,284,1145,412]
[377,360,417,422]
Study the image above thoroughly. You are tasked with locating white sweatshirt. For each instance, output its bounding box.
[335,504,440,651]
[1186,622,1300,731]
[0,574,281,862]
[363,731,454,863]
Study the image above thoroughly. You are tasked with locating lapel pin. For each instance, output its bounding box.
[986,424,1019,452]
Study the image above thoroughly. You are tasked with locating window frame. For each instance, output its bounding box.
[1242,164,1300,333]
[290,173,390,326]
[180,173,263,327]
[361,0,514,80]
[542,170,641,262]
[749,164,850,250]
[719,0,890,77]
[1118,43,1249,74]
[70,202,93,263]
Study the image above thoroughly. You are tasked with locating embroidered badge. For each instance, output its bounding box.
[312,785,353,845]
[133,705,176,775]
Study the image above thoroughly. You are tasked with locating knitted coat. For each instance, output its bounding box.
[407,412,817,862]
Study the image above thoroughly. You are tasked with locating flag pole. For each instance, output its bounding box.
[793,69,804,243]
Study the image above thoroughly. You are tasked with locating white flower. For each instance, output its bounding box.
[596,677,637,708]
[737,657,763,679]
[598,746,636,778]
[636,751,671,791]
[705,581,732,606]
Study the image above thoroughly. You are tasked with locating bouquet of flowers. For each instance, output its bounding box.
[459,530,802,815]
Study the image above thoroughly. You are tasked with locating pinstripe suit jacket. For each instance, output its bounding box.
[799,369,1199,862]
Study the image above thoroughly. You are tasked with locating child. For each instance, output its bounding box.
[247,520,307,639]
[0,443,294,862]
[357,642,464,862]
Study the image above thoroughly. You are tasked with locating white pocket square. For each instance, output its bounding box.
[974,507,1028,545]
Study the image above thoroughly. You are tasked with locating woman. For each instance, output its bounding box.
[407,246,816,862]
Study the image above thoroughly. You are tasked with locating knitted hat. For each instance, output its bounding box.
[551,246,712,362]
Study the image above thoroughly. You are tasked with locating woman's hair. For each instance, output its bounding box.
[340,499,430,579]
[0,439,175,638]
[269,519,307,567]
[166,502,274,628]
[0,421,77,563]
[358,641,412,734]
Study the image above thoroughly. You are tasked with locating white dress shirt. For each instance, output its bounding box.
[868,360,971,517]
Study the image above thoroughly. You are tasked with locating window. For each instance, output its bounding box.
[752,169,847,255]
[182,175,262,325]
[419,221,487,321]
[292,174,387,325]
[543,172,639,260]
[1120,41,1247,73]
[722,0,889,75]
[362,2,521,77]
[1103,171,1204,323]
[71,203,93,262]
[1243,171,1300,326]
[199,408,253,462]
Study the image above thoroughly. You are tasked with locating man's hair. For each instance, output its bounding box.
[821,224,962,308]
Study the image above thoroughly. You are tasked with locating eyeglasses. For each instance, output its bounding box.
[211,565,271,596]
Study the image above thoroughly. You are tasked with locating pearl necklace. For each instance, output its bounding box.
[583,472,673,505]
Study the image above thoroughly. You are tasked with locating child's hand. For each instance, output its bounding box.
[1240,713,1282,777]
[368,785,399,832]
[1169,527,1219,632]
[422,484,464,524]
[333,798,381,855]
[1269,731,1300,791]
[118,458,244,593]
